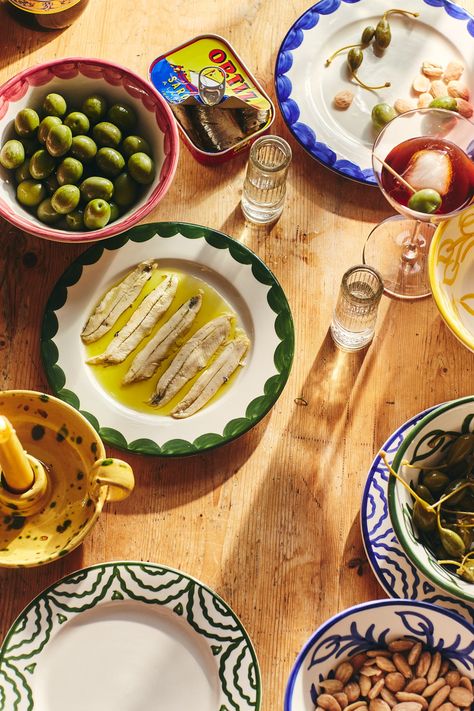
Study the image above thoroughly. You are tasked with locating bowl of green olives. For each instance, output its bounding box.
[388,396,474,602]
[0,58,179,242]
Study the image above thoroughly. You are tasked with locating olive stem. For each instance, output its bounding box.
[352,73,391,91]
[373,154,416,193]
[325,43,364,66]
[380,451,434,511]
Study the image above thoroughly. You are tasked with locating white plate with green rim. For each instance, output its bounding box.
[41,222,294,456]
[0,561,261,711]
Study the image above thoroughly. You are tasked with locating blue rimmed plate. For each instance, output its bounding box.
[360,406,474,625]
[0,561,261,711]
[41,222,294,457]
[275,0,474,185]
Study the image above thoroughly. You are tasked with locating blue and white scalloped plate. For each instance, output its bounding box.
[361,407,474,625]
[0,562,261,711]
[275,0,474,185]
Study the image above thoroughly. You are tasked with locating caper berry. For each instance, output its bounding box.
[375,16,391,49]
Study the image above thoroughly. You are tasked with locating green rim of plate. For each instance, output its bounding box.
[40,221,295,456]
[388,396,474,602]
[0,561,262,711]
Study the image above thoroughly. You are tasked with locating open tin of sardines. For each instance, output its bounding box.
[149,34,275,165]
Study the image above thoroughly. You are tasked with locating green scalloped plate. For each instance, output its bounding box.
[41,222,294,456]
[0,561,261,711]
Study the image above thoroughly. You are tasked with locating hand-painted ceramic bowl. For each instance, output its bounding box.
[0,57,179,243]
[0,390,134,567]
[285,598,474,711]
[389,397,474,603]
[429,206,474,353]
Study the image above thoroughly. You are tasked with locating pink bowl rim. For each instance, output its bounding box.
[0,57,179,243]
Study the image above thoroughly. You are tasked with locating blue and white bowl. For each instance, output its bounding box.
[285,599,474,711]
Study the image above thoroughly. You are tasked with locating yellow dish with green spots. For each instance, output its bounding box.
[429,205,474,353]
[0,390,134,567]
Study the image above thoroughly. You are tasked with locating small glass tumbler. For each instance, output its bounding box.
[241,135,292,224]
[330,265,384,352]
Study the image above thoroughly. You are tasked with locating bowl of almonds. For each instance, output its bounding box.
[284,598,474,711]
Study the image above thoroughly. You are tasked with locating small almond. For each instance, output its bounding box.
[368,650,393,658]
[386,673,407,693]
[413,75,431,93]
[345,683,361,703]
[389,640,415,653]
[362,667,383,678]
[443,61,464,82]
[369,680,386,700]
[427,653,442,685]
[351,653,369,670]
[418,92,433,108]
[318,693,343,711]
[321,680,345,694]
[416,653,432,679]
[422,61,443,78]
[459,676,473,692]
[335,692,349,708]
[436,704,458,711]
[447,81,470,101]
[439,662,449,677]
[408,643,423,667]
[427,685,450,711]
[445,672,461,688]
[396,693,428,710]
[448,686,473,707]
[336,662,354,685]
[406,680,428,695]
[392,703,423,711]
[430,80,448,99]
[423,679,446,698]
[361,676,372,697]
[394,98,416,114]
[381,688,398,707]
[370,700,391,711]
[346,703,368,711]
[334,90,354,110]
[455,98,474,118]
[393,654,413,679]
[376,657,397,673]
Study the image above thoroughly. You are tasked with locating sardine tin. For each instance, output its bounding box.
[149,34,275,165]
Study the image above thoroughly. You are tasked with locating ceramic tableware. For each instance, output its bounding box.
[429,205,474,353]
[285,598,474,711]
[0,561,261,711]
[0,390,134,567]
[0,57,179,243]
[275,0,474,184]
[389,396,474,603]
[41,221,295,456]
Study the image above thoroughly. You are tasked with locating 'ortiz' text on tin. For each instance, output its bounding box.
[208,48,258,100]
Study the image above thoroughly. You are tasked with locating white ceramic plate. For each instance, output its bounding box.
[360,406,474,625]
[275,0,474,184]
[41,222,294,456]
[0,562,261,711]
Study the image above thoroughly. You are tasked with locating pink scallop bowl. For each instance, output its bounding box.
[0,57,179,243]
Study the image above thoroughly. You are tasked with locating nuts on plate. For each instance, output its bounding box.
[446,80,470,100]
[455,98,474,118]
[334,90,354,110]
[412,75,431,94]
[430,80,448,99]
[443,61,464,82]
[394,98,416,114]
[422,61,443,78]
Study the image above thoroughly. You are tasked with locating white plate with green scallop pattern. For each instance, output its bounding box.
[0,561,261,711]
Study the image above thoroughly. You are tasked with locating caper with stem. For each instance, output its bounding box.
[375,9,419,50]
[347,48,391,91]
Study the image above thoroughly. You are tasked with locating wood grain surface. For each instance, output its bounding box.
[0,0,473,708]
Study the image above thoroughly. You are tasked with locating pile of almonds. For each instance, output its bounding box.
[394,60,473,118]
[314,638,473,711]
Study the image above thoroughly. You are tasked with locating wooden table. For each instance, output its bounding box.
[0,1,473,708]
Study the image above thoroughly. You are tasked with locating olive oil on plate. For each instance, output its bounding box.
[84,268,244,417]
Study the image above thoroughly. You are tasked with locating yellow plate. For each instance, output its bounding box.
[429,205,474,353]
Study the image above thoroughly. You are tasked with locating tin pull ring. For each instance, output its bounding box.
[198,66,226,106]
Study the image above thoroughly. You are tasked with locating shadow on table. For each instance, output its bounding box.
[0,4,63,70]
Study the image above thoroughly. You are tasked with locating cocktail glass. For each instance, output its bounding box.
[363,108,474,299]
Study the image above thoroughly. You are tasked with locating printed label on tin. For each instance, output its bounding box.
[8,0,81,14]
[150,36,272,111]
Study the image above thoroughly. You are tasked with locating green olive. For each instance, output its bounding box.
[51,185,81,215]
[81,94,107,124]
[45,124,73,158]
[108,201,120,222]
[422,469,450,494]
[408,189,442,214]
[371,103,397,131]
[375,16,391,49]
[96,147,125,178]
[37,197,61,225]
[412,500,436,533]
[43,93,67,118]
[128,152,155,185]
[429,97,458,112]
[361,25,376,44]
[92,121,122,148]
[415,484,435,505]
[29,149,56,180]
[38,115,62,144]
[438,525,466,558]
[65,209,85,231]
[83,198,111,229]
[17,179,46,207]
[107,103,137,133]
[15,158,31,183]
[446,434,474,466]
[80,176,114,201]
[14,108,40,138]
[64,111,90,136]
[113,172,138,207]
[70,135,97,162]
[443,478,471,507]
[0,139,25,169]
[122,135,151,159]
[56,157,84,186]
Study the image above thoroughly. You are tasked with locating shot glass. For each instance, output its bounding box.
[241,135,292,224]
[330,265,384,352]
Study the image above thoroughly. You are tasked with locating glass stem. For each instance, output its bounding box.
[401,219,423,266]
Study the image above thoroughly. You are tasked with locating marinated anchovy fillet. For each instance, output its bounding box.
[235,107,270,135]
[123,294,203,385]
[193,106,245,152]
[86,275,178,365]
[81,260,158,344]
[150,314,232,406]
[170,104,203,148]
[172,334,250,419]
